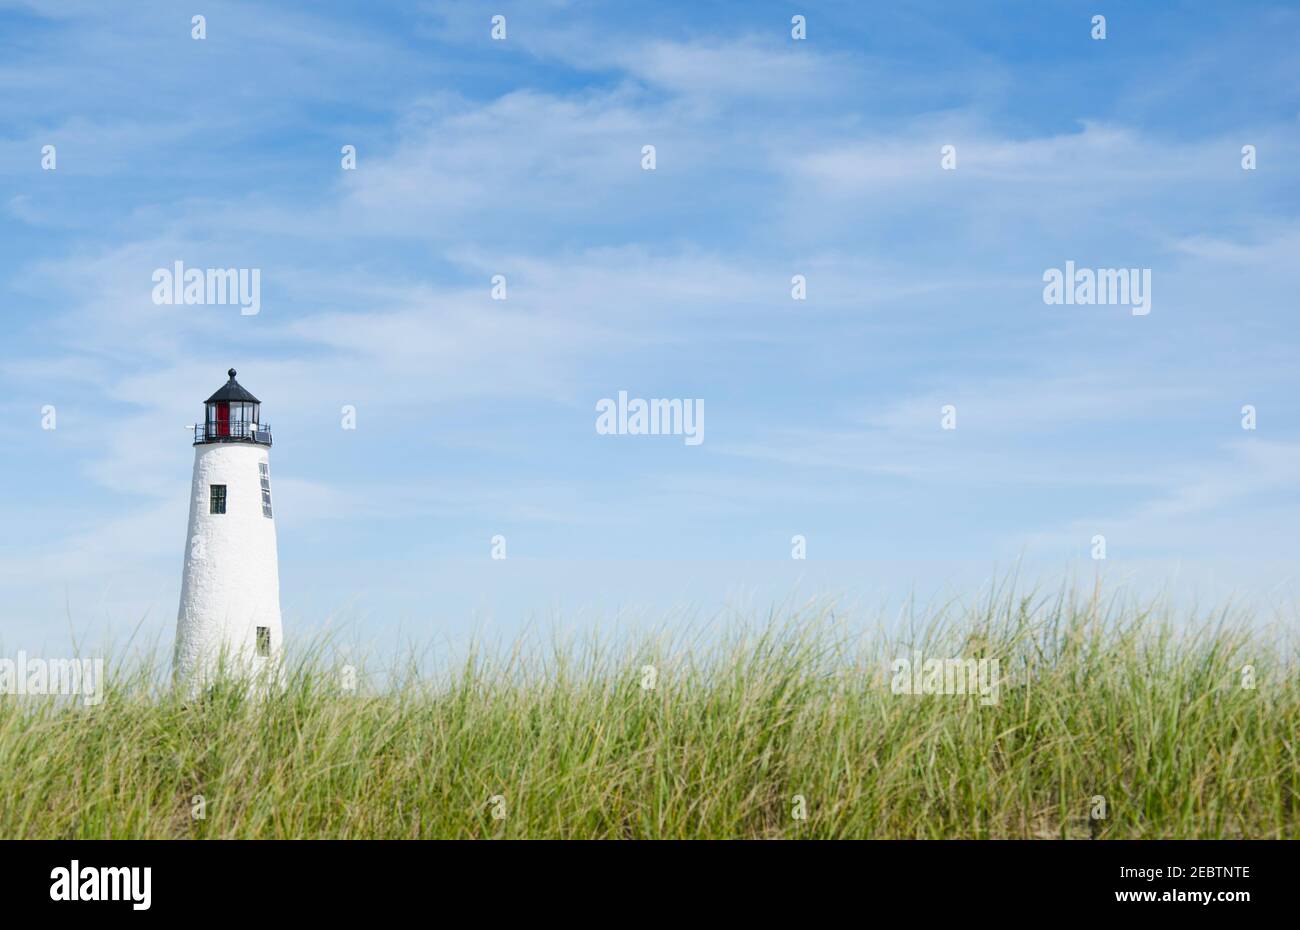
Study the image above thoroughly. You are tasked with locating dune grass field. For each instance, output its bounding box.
[1,587,1296,840]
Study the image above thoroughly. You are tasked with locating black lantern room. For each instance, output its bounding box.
[196,369,272,445]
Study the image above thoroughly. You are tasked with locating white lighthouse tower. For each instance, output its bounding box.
[174,369,283,690]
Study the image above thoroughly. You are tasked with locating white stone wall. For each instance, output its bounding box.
[174,441,283,690]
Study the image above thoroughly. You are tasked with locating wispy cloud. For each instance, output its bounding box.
[2,1,1299,650]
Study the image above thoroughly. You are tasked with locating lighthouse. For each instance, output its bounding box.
[174,369,283,690]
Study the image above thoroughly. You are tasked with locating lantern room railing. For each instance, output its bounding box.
[194,421,273,445]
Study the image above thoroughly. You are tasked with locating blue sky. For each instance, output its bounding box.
[2,1,1299,656]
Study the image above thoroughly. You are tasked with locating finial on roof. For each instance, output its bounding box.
[228,368,237,380]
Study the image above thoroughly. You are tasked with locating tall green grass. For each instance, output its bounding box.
[1,588,1296,838]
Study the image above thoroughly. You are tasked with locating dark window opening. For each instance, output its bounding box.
[256,627,271,657]
[210,484,227,514]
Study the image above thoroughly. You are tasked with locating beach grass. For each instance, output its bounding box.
[1,586,1296,839]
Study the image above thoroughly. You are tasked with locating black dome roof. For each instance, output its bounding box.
[205,368,260,404]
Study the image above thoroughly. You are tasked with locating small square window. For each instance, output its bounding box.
[210,485,227,515]
[256,627,271,657]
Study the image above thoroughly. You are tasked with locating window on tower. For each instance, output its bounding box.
[210,484,227,515]
[256,627,271,657]
[259,462,273,518]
